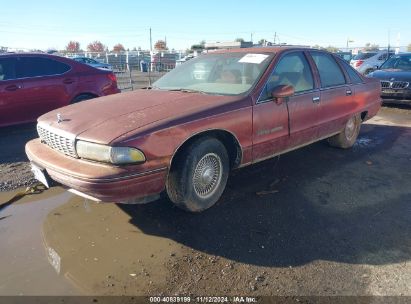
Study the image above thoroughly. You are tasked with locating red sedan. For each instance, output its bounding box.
[26,47,381,212]
[0,53,120,127]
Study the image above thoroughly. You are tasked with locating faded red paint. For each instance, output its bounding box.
[25,47,382,203]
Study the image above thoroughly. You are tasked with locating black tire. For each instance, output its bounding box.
[166,137,229,212]
[328,114,361,149]
[71,94,95,104]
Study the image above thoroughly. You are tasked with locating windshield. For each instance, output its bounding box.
[153,52,273,95]
[353,52,376,60]
[380,54,411,71]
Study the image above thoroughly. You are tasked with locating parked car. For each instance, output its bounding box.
[334,51,353,62]
[368,53,411,105]
[0,53,120,127]
[26,47,381,212]
[350,50,394,75]
[72,57,113,71]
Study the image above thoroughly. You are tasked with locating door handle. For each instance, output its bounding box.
[346,90,352,96]
[312,96,320,103]
[63,78,75,84]
[5,84,21,91]
[4,84,22,91]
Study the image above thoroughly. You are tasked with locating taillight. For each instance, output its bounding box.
[107,73,117,83]
[355,60,364,67]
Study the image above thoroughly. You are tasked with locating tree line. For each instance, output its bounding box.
[65,39,411,53]
[65,39,169,53]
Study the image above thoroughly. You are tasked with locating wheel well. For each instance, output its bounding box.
[360,111,368,121]
[170,130,242,170]
[72,93,98,102]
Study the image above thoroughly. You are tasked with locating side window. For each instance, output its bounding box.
[16,57,71,78]
[340,59,363,84]
[310,52,346,88]
[259,52,314,101]
[378,53,392,61]
[0,58,16,81]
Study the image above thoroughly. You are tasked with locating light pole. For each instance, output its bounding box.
[346,38,354,50]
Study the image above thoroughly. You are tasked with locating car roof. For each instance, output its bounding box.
[392,52,411,56]
[210,46,314,55]
[0,52,64,59]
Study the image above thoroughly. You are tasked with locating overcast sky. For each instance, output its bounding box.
[1,0,410,51]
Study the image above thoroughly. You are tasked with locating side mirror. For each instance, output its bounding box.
[373,65,379,70]
[271,85,294,104]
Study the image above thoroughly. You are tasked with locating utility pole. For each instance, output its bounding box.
[274,32,277,45]
[250,32,253,43]
[149,27,152,52]
[387,28,391,54]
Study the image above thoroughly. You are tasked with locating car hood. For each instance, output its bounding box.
[38,89,241,144]
[369,69,411,81]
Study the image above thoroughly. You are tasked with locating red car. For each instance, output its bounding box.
[26,47,381,212]
[0,53,120,127]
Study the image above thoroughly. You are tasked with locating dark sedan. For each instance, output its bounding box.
[368,53,411,105]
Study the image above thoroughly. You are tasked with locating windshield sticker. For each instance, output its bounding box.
[239,54,269,64]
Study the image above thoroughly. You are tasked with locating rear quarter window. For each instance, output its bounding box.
[339,59,363,84]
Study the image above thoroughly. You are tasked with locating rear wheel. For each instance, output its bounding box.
[328,114,361,149]
[166,137,229,212]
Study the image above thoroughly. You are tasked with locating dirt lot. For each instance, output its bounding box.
[0,106,410,297]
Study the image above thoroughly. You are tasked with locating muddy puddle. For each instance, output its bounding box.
[0,187,181,295]
[0,187,78,295]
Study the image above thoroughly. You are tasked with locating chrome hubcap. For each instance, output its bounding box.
[193,153,222,198]
[345,117,356,140]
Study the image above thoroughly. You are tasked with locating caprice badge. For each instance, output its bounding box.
[57,113,62,124]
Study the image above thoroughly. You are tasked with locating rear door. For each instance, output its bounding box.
[0,57,27,126]
[15,56,75,122]
[308,51,353,138]
[252,51,319,161]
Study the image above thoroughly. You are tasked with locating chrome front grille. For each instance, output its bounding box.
[381,80,409,89]
[37,125,77,158]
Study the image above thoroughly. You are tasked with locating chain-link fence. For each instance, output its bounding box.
[114,67,170,91]
[64,50,183,91]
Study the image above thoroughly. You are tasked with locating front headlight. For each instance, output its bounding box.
[76,141,146,164]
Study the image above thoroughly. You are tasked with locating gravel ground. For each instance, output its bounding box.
[0,123,37,191]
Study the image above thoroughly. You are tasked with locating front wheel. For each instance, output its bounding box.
[328,114,361,149]
[166,137,229,212]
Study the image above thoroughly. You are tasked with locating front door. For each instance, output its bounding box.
[0,57,27,126]
[15,56,74,122]
[252,51,319,162]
